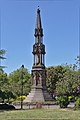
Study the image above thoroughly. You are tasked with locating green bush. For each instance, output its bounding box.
[68,95,75,102]
[17,96,26,101]
[74,97,80,110]
[57,96,70,108]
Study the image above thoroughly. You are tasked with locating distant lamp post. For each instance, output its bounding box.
[21,64,24,109]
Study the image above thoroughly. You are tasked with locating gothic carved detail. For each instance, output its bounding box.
[32,70,46,86]
[34,28,43,37]
[33,43,45,55]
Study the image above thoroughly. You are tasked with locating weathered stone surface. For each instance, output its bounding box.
[24,89,52,103]
[24,7,52,103]
[24,88,45,103]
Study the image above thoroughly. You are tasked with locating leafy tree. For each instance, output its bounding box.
[57,96,70,108]
[0,49,6,70]
[0,71,14,103]
[0,49,6,59]
[46,64,80,99]
[54,64,80,108]
[46,66,66,98]
[56,68,80,97]
[8,67,31,98]
[74,97,80,110]
[0,72,9,102]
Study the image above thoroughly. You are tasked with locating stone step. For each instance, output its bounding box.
[24,89,45,103]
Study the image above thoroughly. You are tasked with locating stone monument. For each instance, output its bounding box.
[24,7,51,103]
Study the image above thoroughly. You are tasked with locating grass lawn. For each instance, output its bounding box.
[0,108,80,120]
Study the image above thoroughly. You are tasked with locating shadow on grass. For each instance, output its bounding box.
[0,103,15,111]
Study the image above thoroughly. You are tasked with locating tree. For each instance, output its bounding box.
[56,67,80,108]
[0,66,31,103]
[0,49,6,70]
[0,72,9,103]
[8,67,31,98]
[46,64,80,99]
[46,66,66,98]
[56,67,80,97]
[0,49,6,59]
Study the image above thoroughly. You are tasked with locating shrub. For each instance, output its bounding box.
[17,96,26,101]
[74,97,80,110]
[68,95,75,102]
[57,96,70,108]
[0,103,15,110]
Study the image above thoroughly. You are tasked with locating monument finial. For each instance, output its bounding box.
[37,6,40,13]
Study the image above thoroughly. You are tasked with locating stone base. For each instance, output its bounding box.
[23,88,52,103]
[43,90,52,101]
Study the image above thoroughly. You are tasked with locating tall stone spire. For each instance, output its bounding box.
[36,7,42,29]
[24,8,52,103]
[34,7,43,43]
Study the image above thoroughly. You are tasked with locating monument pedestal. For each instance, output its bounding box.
[24,88,52,103]
[24,88,44,103]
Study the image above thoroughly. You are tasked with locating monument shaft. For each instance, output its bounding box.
[24,8,51,103]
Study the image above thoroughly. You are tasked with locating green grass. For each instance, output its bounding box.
[0,108,80,120]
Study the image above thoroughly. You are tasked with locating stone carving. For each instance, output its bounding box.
[32,71,42,86]
[32,72,36,86]
[36,54,40,65]
[39,73,42,85]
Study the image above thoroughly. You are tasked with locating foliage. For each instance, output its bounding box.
[8,67,31,97]
[46,64,80,109]
[55,65,80,108]
[0,63,79,106]
[0,72,10,102]
[0,67,31,103]
[56,70,80,97]
[68,95,75,102]
[0,49,6,59]
[17,96,26,101]
[74,97,80,110]
[57,96,69,108]
[0,49,6,69]
[0,73,16,103]
[46,66,66,98]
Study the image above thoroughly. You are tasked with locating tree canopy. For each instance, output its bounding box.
[46,64,80,98]
[0,67,31,103]
[8,67,31,97]
[0,49,6,70]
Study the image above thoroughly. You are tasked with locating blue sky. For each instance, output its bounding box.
[0,0,80,74]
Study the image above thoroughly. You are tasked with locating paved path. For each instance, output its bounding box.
[14,102,74,109]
